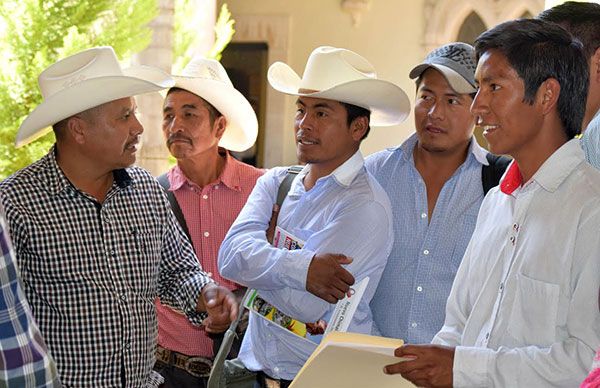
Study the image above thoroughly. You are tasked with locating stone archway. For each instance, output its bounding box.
[422,0,544,55]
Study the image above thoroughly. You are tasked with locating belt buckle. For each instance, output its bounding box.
[184,357,212,377]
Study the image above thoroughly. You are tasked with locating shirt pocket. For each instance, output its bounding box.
[506,273,560,346]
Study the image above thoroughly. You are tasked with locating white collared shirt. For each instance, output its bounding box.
[219,150,394,380]
[432,139,600,387]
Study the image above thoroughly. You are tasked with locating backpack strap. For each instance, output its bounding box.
[481,153,512,195]
[157,173,193,243]
[276,165,303,208]
[208,165,304,388]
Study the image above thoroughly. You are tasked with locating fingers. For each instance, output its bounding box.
[266,204,280,244]
[202,285,238,332]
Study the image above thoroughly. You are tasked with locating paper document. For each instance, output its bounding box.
[290,332,416,388]
[244,226,368,342]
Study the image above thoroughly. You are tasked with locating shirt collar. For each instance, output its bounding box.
[500,139,584,195]
[400,133,489,165]
[169,148,242,192]
[40,146,132,195]
[292,150,365,195]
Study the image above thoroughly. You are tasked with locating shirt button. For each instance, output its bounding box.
[510,236,515,244]
[202,194,208,200]
[513,223,519,231]
[423,249,430,255]
[485,332,490,339]
[215,185,220,190]
[125,341,131,350]
[416,286,423,292]
[420,213,427,219]
[499,283,504,291]
[411,322,418,328]
[204,231,210,237]
[110,250,116,256]
[120,293,127,301]
[207,272,213,277]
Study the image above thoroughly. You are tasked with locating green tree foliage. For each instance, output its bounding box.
[172,1,234,73]
[0,0,157,179]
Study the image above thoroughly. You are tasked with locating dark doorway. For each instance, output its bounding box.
[220,42,268,167]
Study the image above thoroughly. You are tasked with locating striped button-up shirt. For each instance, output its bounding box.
[581,109,600,170]
[0,205,60,387]
[157,151,263,357]
[0,148,212,387]
[366,134,489,344]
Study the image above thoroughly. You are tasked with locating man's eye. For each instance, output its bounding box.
[448,98,460,105]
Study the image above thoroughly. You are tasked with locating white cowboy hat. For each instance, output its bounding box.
[168,58,258,152]
[16,46,174,147]
[267,46,410,126]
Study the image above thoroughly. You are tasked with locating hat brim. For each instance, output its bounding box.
[16,66,174,148]
[268,62,410,126]
[170,76,258,152]
[409,63,476,94]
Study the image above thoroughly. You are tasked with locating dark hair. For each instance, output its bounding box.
[341,102,371,140]
[538,1,600,61]
[166,87,223,124]
[475,18,589,138]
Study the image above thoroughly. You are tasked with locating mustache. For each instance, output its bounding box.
[166,133,192,146]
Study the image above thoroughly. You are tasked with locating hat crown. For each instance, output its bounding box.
[299,46,377,92]
[424,42,476,87]
[179,57,233,87]
[39,46,124,100]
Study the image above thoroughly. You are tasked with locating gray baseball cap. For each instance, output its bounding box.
[409,42,477,94]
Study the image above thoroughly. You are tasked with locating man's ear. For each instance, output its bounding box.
[591,47,600,85]
[67,116,88,144]
[350,116,368,141]
[539,78,560,115]
[214,116,227,140]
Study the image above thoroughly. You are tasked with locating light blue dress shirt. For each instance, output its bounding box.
[581,109,600,170]
[365,134,489,344]
[218,151,393,380]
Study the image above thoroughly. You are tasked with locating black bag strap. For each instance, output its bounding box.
[481,153,512,195]
[276,165,303,208]
[208,165,304,388]
[157,173,192,243]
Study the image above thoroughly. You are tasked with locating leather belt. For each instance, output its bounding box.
[257,371,292,388]
[155,345,212,378]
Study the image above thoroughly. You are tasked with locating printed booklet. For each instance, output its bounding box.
[244,226,369,342]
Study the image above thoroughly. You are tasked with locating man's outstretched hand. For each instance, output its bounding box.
[197,283,238,333]
[384,344,454,388]
[306,253,355,303]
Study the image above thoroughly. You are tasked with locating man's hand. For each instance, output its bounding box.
[197,283,238,333]
[384,344,454,388]
[266,204,280,244]
[306,253,354,303]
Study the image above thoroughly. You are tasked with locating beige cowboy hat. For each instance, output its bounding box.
[168,58,258,152]
[16,46,174,147]
[267,46,410,126]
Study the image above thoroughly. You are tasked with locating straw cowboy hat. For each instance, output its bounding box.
[16,46,174,147]
[267,46,410,126]
[169,58,258,152]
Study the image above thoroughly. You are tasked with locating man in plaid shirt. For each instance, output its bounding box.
[0,47,237,387]
[0,205,60,387]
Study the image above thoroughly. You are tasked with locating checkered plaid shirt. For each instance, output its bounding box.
[0,148,213,387]
[0,206,60,387]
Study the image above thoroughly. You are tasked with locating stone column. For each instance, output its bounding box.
[133,0,175,176]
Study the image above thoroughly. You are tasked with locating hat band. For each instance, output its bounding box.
[298,88,319,94]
